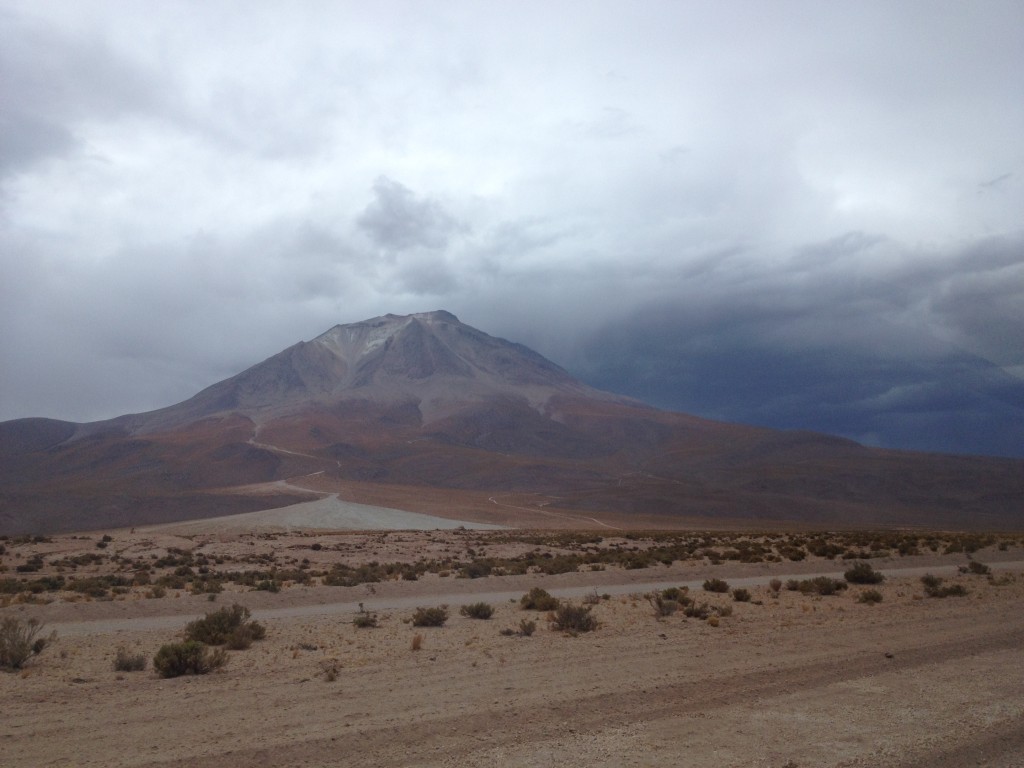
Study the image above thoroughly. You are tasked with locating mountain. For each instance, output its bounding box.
[2,310,1023,534]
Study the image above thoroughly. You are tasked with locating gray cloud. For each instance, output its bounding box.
[1,0,1022,457]
[357,177,463,252]
[0,8,157,178]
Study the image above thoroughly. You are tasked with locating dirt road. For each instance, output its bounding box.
[3,557,1022,767]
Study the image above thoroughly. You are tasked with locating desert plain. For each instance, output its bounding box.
[1,525,1023,768]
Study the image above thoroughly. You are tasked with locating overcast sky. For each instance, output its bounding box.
[2,1,1023,456]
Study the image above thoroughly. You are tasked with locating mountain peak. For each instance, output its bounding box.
[119,311,612,432]
[316,310,461,339]
[312,310,462,361]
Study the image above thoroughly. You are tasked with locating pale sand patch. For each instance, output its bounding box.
[143,492,506,533]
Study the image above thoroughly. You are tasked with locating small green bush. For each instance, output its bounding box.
[460,602,494,620]
[858,589,883,605]
[732,588,751,602]
[703,578,730,593]
[844,562,885,584]
[113,646,147,672]
[153,641,227,678]
[411,606,448,627]
[550,603,598,635]
[520,587,559,611]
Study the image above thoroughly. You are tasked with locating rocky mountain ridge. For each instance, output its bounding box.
[2,311,1022,534]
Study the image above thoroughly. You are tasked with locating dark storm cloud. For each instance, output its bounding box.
[572,232,1024,457]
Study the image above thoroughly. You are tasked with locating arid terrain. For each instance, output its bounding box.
[2,527,1023,767]
[6,312,1024,535]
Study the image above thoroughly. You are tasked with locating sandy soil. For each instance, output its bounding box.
[144,493,506,534]
[2,536,1023,768]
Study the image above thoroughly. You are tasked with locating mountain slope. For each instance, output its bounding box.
[2,311,1022,534]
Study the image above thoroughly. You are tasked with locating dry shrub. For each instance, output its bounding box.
[789,577,848,596]
[501,618,537,637]
[703,578,730,593]
[0,617,51,670]
[353,612,379,628]
[844,562,885,584]
[921,574,968,598]
[520,587,559,611]
[411,606,448,627]
[152,641,227,678]
[113,646,147,672]
[185,604,265,648]
[321,659,341,682]
[684,601,711,620]
[550,603,598,635]
[411,633,423,651]
[460,602,494,620]
[647,593,679,617]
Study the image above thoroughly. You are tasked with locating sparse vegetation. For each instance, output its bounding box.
[321,659,341,681]
[0,530,1015,606]
[113,646,147,672]
[411,606,448,627]
[921,574,968,598]
[858,589,884,604]
[550,603,598,634]
[647,592,679,617]
[703,578,730,593]
[0,617,51,670]
[152,641,227,678]
[184,603,266,648]
[460,602,494,620]
[520,587,559,611]
[786,576,848,596]
[410,633,423,651]
[353,611,379,628]
[844,562,885,584]
[683,601,711,619]
[732,588,751,602]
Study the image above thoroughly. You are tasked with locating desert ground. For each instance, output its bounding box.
[2,527,1023,767]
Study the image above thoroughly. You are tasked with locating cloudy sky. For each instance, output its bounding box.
[2,1,1023,457]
